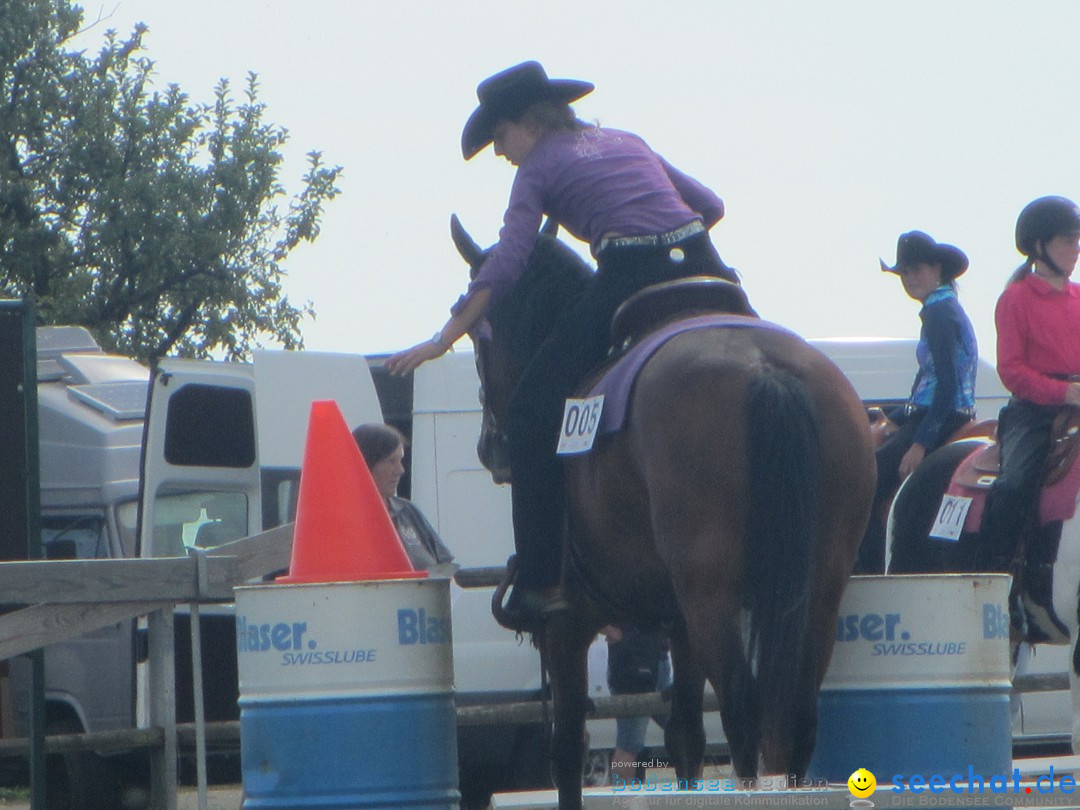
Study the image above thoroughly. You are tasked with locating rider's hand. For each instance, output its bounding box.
[1065,382,1080,407]
[898,443,926,480]
[600,625,623,643]
[868,408,898,449]
[386,289,486,377]
[386,339,447,376]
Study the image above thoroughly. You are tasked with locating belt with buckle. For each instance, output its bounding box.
[597,220,705,255]
[904,403,976,419]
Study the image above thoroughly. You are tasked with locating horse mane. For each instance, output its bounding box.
[485,232,594,365]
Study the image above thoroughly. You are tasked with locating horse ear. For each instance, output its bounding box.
[450,214,485,266]
[540,217,559,238]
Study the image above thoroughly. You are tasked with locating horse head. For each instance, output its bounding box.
[449,214,593,484]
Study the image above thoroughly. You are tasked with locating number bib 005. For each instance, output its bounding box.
[556,395,604,455]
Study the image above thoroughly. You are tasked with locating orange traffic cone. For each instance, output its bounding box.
[278,400,425,583]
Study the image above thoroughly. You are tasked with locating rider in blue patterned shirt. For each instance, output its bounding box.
[908,285,979,441]
[855,231,978,573]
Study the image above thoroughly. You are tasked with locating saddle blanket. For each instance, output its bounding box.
[945,443,1080,532]
[587,314,796,437]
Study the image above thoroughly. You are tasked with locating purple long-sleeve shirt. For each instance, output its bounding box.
[461,126,724,311]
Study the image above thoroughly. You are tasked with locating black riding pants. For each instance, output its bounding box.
[507,231,737,588]
[980,398,1060,566]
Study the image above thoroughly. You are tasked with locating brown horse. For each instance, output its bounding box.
[451,217,876,809]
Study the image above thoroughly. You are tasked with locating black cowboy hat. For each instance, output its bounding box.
[461,61,593,160]
[879,230,969,280]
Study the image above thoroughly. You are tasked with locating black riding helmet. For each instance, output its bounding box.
[1015,196,1080,276]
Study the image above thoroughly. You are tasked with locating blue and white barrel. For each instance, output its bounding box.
[808,574,1012,782]
[236,578,459,809]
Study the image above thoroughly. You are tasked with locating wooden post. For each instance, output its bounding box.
[148,608,177,810]
[188,547,210,810]
[0,301,43,809]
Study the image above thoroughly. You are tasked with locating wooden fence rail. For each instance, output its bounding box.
[0,522,294,810]
[0,664,1065,759]
[0,523,292,661]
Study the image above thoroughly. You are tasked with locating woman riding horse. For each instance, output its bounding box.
[980,196,1080,571]
[387,60,743,630]
[855,230,978,573]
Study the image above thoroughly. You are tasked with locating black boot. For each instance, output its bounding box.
[491,555,568,632]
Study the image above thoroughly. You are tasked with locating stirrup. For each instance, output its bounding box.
[491,555,523,630]
[494,557,518,626]
[491,555,568,632]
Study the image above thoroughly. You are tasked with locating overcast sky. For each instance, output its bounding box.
[73,1,1080,362]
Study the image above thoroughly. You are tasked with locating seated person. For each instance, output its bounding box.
[352,423,456,576]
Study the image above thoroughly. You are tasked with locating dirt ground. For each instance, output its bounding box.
[0,759,728,810]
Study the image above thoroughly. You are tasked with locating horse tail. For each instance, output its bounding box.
[744,366,821,759]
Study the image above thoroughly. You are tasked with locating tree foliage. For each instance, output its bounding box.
[0,0,342,360]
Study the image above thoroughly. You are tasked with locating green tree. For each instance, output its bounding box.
[0,0,341,361]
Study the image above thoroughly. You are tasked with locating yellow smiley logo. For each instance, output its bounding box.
[848,768,876,797]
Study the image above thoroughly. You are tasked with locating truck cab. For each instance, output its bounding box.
[21,327,147,783]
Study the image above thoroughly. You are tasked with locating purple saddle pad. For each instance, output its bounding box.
[587,314,798,436]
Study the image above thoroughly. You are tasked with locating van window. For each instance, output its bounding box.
[164,384,256,468]
[150,490,248,556]
[41,514,108,560]
[260,469,300,529]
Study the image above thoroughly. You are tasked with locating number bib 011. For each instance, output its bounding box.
[928,493,973,541]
